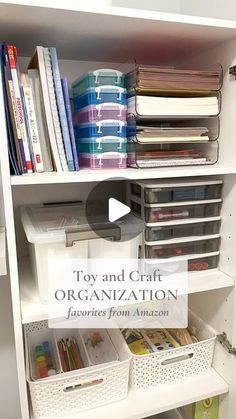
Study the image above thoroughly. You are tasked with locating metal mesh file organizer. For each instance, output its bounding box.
[125,62,222,168]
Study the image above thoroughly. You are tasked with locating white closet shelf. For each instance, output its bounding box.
[1,1,236,62]
[0,227,7,276]
[20,257,235,324]
[11,165,236,186]
[36,370,228,419]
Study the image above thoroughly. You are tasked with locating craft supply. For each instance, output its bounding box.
[57,337,84,372]
[83,329,119,365]
[122,329,153,355]
[168,328,194,346]
[34,341,56,379]
[144,329,180,351]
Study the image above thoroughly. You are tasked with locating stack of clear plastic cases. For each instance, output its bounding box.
[125,62,223,168]
[72,69,127,169]
[128,178,223,271]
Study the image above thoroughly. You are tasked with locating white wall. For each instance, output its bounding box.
[112,0,181,13]
[181,0,236,21]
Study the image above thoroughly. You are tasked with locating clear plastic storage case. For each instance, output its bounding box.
[74,120,127,138]
[79,152,127,169]
[72,69,125,97]
[130,179,223,204]
[145,220,221,241]
[76,136,127,154]
[188,254,219,271]
[73,104,127,124]
[145,237,220,259]
[73,86,127,112]
[131,201,222,223]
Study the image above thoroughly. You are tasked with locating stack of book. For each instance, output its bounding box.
[72,69,128,169]
[125,64,222,168]
[0,43,79,174]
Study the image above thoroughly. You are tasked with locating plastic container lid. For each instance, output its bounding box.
[21,204,143,244]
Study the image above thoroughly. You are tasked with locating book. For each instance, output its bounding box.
[28,69,53,172]
[61,78,79,171]
[49,48,75,171]
[128,95,219,117]
[7,45,33,172]
[28,47,63,172]
[0,43,19,175]
[2,42,26,173]
[42,48,68,171]
[21,74,44,172]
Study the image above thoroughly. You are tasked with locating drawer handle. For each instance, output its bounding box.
[161,353,194,366]
[63,378,103,393]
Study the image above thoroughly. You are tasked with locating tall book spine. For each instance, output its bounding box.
[49,48,75,171]
[27,69,53,172]
[43,48,68,172]
[7,45,33,173]
[0,43,20,175]
[22,78,44,172]
[61,78,79,171]
[2,43,26,173]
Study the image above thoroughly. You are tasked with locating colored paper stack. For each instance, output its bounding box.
[72,69,128,169]
[125,63,222,168]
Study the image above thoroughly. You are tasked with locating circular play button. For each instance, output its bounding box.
[85,176,145,242]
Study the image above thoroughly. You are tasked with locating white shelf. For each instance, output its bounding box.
[1,2,236,62]
[11,165,236,186]
[20,257,235,324]
[41,370,227,419]
[0,227,7,276]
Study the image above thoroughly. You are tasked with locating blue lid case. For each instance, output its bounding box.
[76,136,127,154]
[74,119,127,138]
[73,85,127,112]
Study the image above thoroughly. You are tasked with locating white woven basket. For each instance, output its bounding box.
[25,321,131,418]
[124,310,216,390]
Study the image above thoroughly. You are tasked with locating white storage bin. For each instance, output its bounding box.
[123,310,216,390]
[25,321,131,418]
[21,204,89,303]
[21,205,141,303]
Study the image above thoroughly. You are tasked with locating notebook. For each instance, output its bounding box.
[128,95,219,117]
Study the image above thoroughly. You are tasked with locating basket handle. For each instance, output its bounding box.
[63,378,103,393]
[161,352,194,366]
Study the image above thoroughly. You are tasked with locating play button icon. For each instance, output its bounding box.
[108,198,131,222]
[85,176,145,242]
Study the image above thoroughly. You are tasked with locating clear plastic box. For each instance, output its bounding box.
[73,104,127,124]
[72,69,125,97]
[73,86,127,112]
[130,200,222,223]
[76,136,127,154]
[145,220,221,241]
[145,237,220,259]
[79,152,127,169]
[74,120,127,138]
[130,179,223,203]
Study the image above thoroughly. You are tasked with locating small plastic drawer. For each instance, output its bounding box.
[145,237,220,259]
[146,184,222,204]
[79,152,127,169]
[73,86,127,112]
[81,329,119,366]
[74,120,127,138]
[76,137,127,154]
[145,220,221,241]
[72,69,125,97]
[145,202,222,223]
[188,254,219,271]
[73,104,127,124]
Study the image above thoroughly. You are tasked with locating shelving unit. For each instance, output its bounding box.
[1,2,236,419]
[0,227,6,276]
[47,370,227,419]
